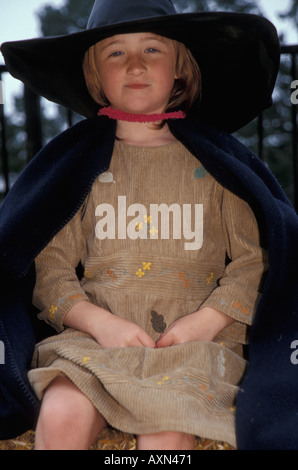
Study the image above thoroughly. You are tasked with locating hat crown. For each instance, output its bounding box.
[87,0,177,30]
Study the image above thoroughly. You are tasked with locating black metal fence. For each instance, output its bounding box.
[279,45,297,210]
[1,44,298,209]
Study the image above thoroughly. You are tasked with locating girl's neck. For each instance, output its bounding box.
[97,106,185,146]
[115,120,177,146]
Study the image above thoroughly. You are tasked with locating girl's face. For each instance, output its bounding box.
[95,32,178,115]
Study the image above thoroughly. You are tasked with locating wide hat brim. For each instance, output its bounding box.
[1,11,280,133]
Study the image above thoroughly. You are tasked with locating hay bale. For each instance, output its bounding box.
[0,429,235,450]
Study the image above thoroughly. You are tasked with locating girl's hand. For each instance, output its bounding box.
[64,300,156,349]
[156,306,234,348]
[93,312,156,349]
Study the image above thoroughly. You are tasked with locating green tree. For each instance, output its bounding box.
[279,0,298,26]
[37,0,94,36]
[174,0,260,14]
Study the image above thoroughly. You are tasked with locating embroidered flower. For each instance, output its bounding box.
[200,383,214,401]
[232,300,248,315]
[206,272,214,285]
[148,226,158,236]
[81,356,91,365]
[135,222,143,231]
[49,305,57,318]
[142,261,152,271]
[157,376,170,385]
[178,272,189,288]
[69,293,84,301]
[84,269,92,279]
[107,269,118,282]
[136,269,145,278]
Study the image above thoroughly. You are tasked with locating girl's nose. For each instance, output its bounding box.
[127,54,146,75]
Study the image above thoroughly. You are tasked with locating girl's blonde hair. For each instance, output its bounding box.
[83,38,202,114]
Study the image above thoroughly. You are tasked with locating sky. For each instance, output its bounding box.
[0,0,297,113]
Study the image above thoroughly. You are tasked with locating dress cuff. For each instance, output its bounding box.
[200,285,261,326]
[37,289,90,332]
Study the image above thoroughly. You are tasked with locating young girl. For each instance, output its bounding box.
[2,0,298,452]
[28,28,269,450]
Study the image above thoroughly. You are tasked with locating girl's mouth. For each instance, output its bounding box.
[126,83,150,89]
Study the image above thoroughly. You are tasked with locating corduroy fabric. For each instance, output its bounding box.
[29,141,266,447]
[0,116,298,449]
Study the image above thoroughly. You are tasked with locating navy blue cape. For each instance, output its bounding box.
[0,115,298,449]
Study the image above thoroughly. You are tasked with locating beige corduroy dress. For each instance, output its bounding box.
[28,140,267,448]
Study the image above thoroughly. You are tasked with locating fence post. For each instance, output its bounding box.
[24,85,43,161]
[291,52,298,211]
[0,66,9,195]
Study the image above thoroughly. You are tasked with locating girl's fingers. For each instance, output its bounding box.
[137,332,156,348]
[156,331,174,348]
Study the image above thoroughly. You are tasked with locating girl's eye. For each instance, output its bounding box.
[109,51,123,57]
[145,47,159,53]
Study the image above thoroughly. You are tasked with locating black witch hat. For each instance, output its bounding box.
[1,0,280,132]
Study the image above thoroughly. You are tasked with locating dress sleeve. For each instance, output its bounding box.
[200,188,268,325]
[33,206,90,332]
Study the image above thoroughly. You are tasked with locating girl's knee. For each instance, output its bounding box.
[35,376,106,449]
[38,377,84,428]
